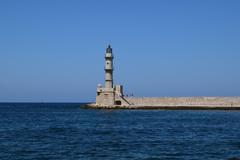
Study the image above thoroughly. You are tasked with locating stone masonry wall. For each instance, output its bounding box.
[125,97,240,107]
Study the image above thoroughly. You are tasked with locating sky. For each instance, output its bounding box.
[0,0,240,102]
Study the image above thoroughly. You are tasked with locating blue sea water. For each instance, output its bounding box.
[0,103,240,160]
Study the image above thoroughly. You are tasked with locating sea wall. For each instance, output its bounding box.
[125,97,240,107]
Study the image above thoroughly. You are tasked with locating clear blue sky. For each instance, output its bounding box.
[0,0,240,102]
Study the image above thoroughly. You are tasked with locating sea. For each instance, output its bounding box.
[0,103,240,160]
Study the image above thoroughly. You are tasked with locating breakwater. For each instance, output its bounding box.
[87,97,240,109]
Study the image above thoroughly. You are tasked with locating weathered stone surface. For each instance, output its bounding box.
[125,97,240,107]
[88,97,240,109]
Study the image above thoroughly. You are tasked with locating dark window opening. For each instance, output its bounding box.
[115,100,122,105]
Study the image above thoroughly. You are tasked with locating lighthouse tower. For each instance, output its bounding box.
[105,45,114,90]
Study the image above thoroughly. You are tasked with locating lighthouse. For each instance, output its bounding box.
[95,45,127,107]
[96,45,115,106]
